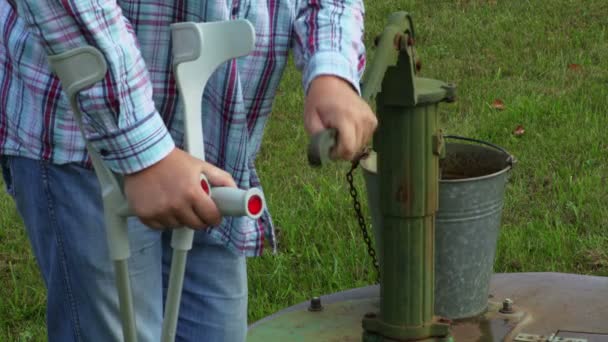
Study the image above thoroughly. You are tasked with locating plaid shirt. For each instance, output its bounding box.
[0,0,365,256]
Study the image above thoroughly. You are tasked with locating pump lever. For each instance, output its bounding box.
[307,128,338,167]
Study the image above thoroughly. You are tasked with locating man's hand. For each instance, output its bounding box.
[124,148,237,230]
[304,75,377,161]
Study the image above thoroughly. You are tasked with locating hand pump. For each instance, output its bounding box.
[249,10,608,342]
[309,12,456,342]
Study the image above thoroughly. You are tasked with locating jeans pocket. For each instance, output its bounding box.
[0,156,16,197]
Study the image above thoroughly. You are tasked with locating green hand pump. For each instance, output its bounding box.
[309,12,456,342]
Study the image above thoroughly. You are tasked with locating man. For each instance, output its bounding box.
[0,0,376,341]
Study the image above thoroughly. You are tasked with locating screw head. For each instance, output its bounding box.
[308,297,323,312]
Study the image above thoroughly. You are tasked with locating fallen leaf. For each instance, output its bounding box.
[491,99,505,110]
[567,63,581,71]
[508,260,522,271]
[583,249,608,270]
[513,125,525,136]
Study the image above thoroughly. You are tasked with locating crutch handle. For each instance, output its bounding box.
[199,175,265,219]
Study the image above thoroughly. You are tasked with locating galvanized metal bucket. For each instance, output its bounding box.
[360,136,514,319]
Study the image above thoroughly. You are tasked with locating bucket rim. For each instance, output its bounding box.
[360,136,514,183]
[439,163,511,183]
[361,154,512,183]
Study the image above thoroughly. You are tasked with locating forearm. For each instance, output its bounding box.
[20,0,174,174]
[292,0,366,94]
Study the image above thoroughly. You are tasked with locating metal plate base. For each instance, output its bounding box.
[554,332,608,342]
[247,273,608,341]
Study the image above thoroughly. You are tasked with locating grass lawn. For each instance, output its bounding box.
[2,0,607,340]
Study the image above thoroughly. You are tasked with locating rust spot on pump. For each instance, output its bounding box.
[393,33,404,51]
[395,185,408,204]
[395,177,412,208]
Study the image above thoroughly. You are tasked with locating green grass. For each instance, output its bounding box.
[2,0,608,339]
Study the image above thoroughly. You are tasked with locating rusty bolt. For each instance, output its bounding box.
[308,297,323,312]
[500,298,514,314]
[364,312,377,319]
[407,36,415,46]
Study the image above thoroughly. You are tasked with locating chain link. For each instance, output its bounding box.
[346,149,380,284]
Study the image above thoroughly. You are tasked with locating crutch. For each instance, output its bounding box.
[48,19,262,342]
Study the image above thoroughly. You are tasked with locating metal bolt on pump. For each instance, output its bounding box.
[500,298,514,314]
[308,297,323,312]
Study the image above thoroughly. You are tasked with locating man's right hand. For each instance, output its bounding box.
[124,148,237,230]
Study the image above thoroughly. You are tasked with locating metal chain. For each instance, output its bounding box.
[346,149,380,284]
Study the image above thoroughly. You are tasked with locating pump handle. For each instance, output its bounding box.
[307,128,338,167]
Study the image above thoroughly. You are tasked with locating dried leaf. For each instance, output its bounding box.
[513,125,525,136]
[491,99,505,110]
[567,63,581,71]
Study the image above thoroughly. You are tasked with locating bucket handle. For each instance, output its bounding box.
[443,135,517,167]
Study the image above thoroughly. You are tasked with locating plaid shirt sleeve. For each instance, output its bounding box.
[20,1,175,174]
[292,0,367,95]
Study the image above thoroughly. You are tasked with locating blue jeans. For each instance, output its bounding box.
[1,156,247,342]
